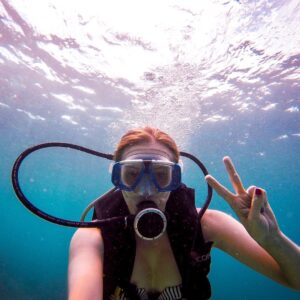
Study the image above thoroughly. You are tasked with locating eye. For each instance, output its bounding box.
[121,165,141,186]
[127,167,139,177]
[155,169,167,177]
[153,166,172,187]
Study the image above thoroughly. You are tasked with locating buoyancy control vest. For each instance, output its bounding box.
[92,184,213,300]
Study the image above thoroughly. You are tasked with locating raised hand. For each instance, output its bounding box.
[205,156,279,245]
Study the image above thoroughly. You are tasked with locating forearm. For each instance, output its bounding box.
[68,254,103,300]
[261,230,300,290]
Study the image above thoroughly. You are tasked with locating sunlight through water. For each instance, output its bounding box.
[1,0,299,148]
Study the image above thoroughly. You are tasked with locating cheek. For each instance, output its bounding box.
[122,190,138,201]
[156,192,171,204]
[122,191,139,213]
[153,192,170,212]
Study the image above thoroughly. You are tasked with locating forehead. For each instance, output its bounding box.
[121,142,174,161]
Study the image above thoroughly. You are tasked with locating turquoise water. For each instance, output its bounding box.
[1,0,300,299]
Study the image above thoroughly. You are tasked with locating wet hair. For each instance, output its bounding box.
[114,126,179,162]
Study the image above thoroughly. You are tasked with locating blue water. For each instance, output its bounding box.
[1,0,300,299]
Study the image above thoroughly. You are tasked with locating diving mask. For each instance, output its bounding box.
[111,158,181,195]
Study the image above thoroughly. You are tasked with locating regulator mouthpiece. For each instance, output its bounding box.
[134,201,167,240]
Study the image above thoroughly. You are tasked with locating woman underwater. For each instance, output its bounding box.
[68,126,300,300]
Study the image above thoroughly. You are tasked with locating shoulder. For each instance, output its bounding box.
[200,209,246,248]
[70,228,104,255]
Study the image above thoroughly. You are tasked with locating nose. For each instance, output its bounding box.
[135,175,157,197]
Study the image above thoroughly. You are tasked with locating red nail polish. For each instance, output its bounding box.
[255,188,262,195]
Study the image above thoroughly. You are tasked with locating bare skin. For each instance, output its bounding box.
[205,157,300,289]
[68,143,300,300]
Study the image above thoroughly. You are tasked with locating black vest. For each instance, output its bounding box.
[93,184,213,300]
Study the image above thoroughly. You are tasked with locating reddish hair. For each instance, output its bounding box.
[114,127,179,162]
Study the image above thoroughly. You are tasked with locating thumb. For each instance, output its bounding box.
[249,188,265,219]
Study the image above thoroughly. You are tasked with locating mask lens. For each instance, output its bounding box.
[152,163,172,188]
[120,162,143,188]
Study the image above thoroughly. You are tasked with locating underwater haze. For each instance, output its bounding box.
[1,0,300,299]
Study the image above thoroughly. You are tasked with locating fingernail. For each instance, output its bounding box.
[255,188,262,196]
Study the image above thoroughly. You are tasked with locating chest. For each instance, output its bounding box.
[130,234,182,292]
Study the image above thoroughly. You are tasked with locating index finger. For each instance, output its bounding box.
[223,156,246,195]
[205,174,236,206]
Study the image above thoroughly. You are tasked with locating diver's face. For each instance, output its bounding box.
[121,141,174,214]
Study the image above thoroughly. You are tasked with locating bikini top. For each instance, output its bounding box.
[118,284,183,300]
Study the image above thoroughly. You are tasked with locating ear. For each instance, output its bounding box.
[108,162,114,173]
[178,159,184,172]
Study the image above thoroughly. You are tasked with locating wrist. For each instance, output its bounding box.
[260,228,284,249]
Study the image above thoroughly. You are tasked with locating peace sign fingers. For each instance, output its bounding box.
[223,156,246,195]
[205,174,236,207]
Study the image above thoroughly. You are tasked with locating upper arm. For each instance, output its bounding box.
[69,227,103,257]
[201,209,288,287]
[68,228,104,300]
